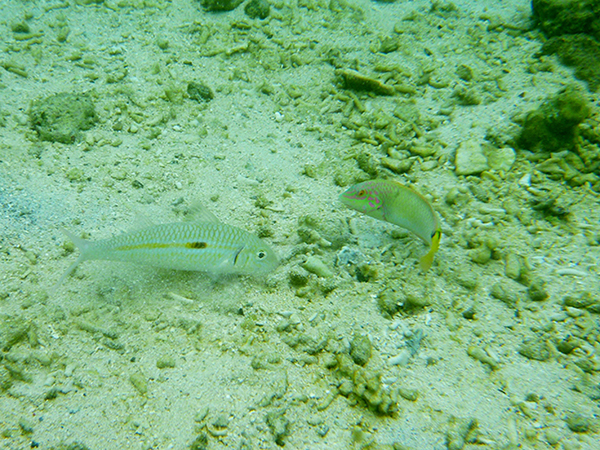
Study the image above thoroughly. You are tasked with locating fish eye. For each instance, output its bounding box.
[257,251,267,259]
[357,189,366,197]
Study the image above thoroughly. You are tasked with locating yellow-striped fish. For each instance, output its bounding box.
[340,179,441,271]
[57,204,279,284]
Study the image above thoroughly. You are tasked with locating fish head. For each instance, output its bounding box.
[339,181,384,215]
[233,239,279,275]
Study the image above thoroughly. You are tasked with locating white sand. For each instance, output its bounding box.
[1,0,599,449]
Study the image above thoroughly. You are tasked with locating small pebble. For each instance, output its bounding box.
[388,349,411,366]
[528,278,548,302]
[398,386,419,401]
[156,355,176,369]
[129,372,148,395]
[301,256,334,278]
[504,253,522,280]
[194,406,209,423]
[350,334,372,366]
[470,246,491,264]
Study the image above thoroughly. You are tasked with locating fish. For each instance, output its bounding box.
[339,179,441,271]
[57,204,279,285]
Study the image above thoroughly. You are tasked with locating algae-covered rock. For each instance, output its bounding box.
[532,0,600,40]
[265,408,290,446]
[540,35,600,92]
[563,291,600,313]
[490,282,520,307]
[518,337,551,361]
[244,0,270,19]
[331,353,398,415]
[518,85,591,152]
[527,278,549,302]
[532,0,600,92]
[0,365,13,391]
[350,334,372,366]
[565,412,593,433]
[351,368,398,415]
[189,433,208,450]
[445,416,479,450]
[199,0,243,12]
[187,81,214,102]
[0,315,34,351]
[29,92,97,144]
[377,287,402,318]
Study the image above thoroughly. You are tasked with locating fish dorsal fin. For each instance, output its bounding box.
[185,202,220,223]
[132,212,157,230]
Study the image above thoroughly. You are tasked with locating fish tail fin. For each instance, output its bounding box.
[54,228,92,287]
[419,229,441,272]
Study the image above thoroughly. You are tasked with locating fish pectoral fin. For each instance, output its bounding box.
[419,229,441,272]
[232,245,245,266]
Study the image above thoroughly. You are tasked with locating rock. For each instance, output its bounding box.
[484,146,516,171]
[528,278,549,302]
[563,291,600,313]
[470,245,492,264]
[190,433,208,450]
[350,334,372,366]
[244,0,270,19]
[446,417,479,450]
[301,256,334,278]
[187,81,214,102]
[565,412,593,433]
[335,246,365,267]
[504,253,523,280]
[454,139,489,175]
[266,409,290,446]
[199,0,243,12]
[541,35,600,92]
[29,92,97,144]
[532,0,600,41]
[518,337,550,361]
[518,85,591,151]
[490,282,519,307]
[380,156,413,174]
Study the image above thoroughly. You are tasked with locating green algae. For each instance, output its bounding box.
[29,92,98,144]
[518,85,591,152]
[541,35,600,92]
[199,0,243,12]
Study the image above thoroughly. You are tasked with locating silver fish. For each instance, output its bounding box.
[57,205,279,284]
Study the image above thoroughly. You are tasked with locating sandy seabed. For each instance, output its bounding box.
[1,0,599,449]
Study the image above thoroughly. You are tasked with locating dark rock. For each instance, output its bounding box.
[541,34,600,91]
[199,0,243,12]
[532,0,600,40]
[187,81,214,102]
[244,0,270,19]
[518,85,591,152]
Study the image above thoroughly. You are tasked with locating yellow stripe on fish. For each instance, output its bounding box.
[57,205,279,285]
[339,179,441,271]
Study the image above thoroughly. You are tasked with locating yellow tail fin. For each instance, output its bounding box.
[419,229,441,272]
